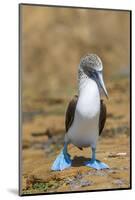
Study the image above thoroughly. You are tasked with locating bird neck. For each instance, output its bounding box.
[78,68,102,99]
[78,68,88,93]
[78,69,100,101]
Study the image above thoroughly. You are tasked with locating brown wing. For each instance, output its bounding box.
[65,95,78,132]
[99,100,107,135]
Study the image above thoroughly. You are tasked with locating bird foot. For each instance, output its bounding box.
[84,159,109,170]
[51,151,72,171]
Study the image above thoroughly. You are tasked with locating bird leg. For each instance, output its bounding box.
[84,147,109,170]
[51,143,72,171]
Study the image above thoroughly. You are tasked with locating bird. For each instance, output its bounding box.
[51,54,109,171]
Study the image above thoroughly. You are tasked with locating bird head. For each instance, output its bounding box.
[80,54,108,99]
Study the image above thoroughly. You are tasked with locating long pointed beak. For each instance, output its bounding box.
[97,71,108,99]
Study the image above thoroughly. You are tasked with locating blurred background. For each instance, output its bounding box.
[21,5,130,195]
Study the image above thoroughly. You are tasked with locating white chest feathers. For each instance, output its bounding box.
[76,78,100,119]
[67,78,101,148]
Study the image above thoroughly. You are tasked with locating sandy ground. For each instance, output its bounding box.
[20,5,130,195]
[21,78,130,195]
[22,135,130,194]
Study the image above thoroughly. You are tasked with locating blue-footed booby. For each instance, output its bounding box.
[51,54,109,171]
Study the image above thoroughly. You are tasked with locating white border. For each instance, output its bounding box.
[0,0,134,199]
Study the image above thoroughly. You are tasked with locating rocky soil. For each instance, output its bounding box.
[21,78,130,195]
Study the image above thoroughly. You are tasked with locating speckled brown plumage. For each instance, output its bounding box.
[99,100,107,135]
[65,95,78,133]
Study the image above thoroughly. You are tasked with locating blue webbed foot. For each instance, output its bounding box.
[85,159,109,170]
[51,151,72,171]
